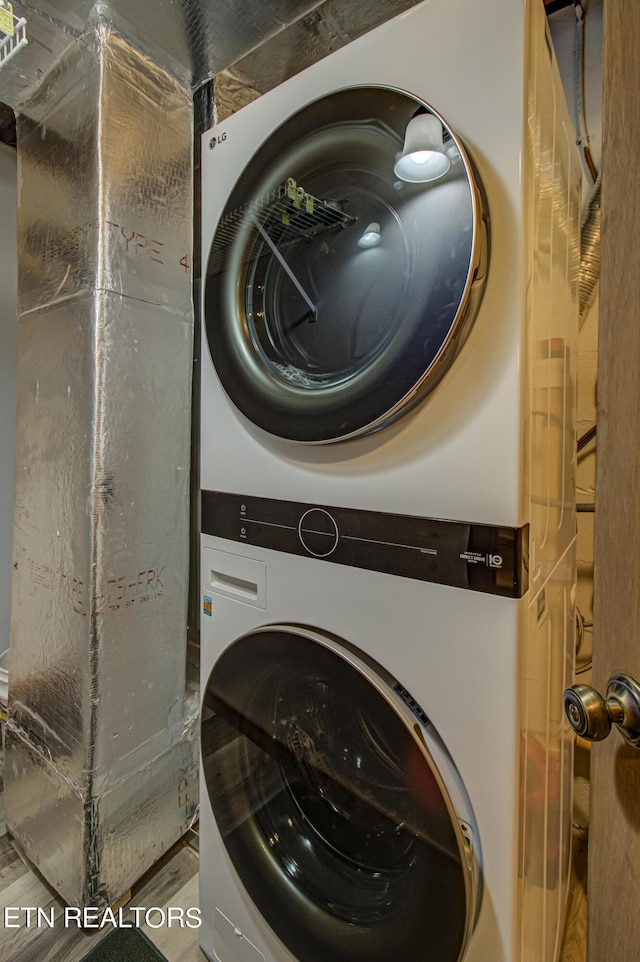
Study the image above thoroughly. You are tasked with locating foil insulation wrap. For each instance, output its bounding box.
[215,0,423,119]
[6,22,197,908]
[0,0,327,106]
[1,0,420,107]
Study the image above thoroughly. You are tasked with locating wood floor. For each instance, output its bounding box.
[0,735,588,962]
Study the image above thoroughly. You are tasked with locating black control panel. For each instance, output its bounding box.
[201,491,529,599]
[202,491,529,598]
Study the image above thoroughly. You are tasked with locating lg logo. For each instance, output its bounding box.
[208,131,228,150]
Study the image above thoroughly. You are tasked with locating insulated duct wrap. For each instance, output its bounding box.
[0,0,328,106]
[1,0,421,106]
[215,0,423,118]
[6,20,197,908]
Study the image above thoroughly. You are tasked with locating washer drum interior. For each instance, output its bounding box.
[202,625,483,962]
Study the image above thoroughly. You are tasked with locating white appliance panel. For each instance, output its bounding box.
[201,0,528,525]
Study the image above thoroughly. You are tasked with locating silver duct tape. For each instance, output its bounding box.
[17,22,192,314]
[219,0,423,109]
[579,172,601,321]
[214,70,262,125]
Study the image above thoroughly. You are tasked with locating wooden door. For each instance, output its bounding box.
[588,1,640,959]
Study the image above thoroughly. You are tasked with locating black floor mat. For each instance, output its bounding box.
[80,926,169,962]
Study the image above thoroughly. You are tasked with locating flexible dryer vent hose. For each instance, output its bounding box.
[580,172,601,323]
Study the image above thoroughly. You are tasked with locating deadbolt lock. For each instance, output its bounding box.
[563,673,640,748]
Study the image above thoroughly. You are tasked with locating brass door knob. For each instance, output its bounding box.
[563,673,640,748]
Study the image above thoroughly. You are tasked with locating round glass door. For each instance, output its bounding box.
[204,86,488,443]
[201,626,482,962]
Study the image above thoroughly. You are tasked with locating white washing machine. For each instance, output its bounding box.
[199,533,575,962]
[199,0,580,960]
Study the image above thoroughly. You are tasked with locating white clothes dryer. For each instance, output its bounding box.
[200,0,581,601]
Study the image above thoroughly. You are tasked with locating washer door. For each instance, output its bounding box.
[203,86,488,443]
[202,625,482,962]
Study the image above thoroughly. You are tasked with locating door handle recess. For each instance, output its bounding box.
[563,673,640,748]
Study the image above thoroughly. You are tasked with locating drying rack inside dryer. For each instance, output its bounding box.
[207,176,357,276]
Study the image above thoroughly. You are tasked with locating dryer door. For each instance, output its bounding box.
[203,86,487,443]
[202,625,482,962]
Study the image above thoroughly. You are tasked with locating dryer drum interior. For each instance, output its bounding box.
[202,626,482,962]
[204,86,488,443]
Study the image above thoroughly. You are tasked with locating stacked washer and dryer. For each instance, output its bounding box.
[199,1,580,961]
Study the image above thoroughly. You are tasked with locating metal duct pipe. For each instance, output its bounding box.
[6,18,198,908]
[580,172,601,322]
[0,0,331,105]
[214,0,423,120]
